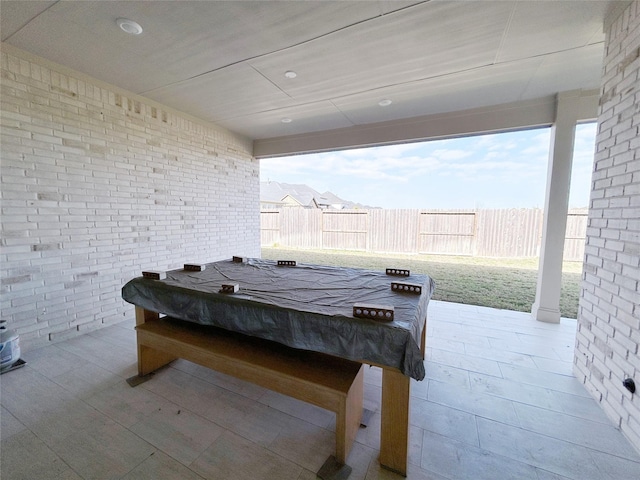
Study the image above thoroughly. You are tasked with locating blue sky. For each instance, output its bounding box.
[260,123,597,209]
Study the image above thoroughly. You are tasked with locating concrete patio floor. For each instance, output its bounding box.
[2,300,639,479]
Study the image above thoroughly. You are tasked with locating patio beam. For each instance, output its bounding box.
[253,96,558,158]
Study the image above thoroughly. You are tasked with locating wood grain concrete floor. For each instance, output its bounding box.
[2,300,639,480]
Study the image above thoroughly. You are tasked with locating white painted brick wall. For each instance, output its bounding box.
[1,46,260,349]
[574,0,640,453]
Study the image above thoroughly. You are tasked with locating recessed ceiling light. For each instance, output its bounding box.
[116,18,143,35]
[378,99,392,107]
[284,71,297,79]
[281,118,292,123]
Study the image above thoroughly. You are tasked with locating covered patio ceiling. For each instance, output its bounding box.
[0,1,622,153]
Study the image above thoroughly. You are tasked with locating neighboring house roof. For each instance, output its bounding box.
[318,191,349,209]
[260,182,375,209]
[281,193,318,208]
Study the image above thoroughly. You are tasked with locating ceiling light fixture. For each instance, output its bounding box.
[284,71,297,79]
[378,99,392,107]
[281,118,292,123]
[116,18,143,35]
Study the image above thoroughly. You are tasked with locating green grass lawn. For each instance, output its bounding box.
[261,247,583,318]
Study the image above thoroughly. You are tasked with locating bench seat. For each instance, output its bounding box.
[134,311,364,464]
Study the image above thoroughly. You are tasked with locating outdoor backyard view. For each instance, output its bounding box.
[260,125,597,319]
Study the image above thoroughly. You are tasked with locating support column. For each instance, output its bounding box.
[531,92,580,323]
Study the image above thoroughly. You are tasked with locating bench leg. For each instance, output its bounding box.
[379,368,410,476]
[335,365,364,464]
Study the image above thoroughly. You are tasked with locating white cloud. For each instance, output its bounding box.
[431,149,474,161]
[262,135,545,185]
[262,145,456,184]
[259,126,587,208]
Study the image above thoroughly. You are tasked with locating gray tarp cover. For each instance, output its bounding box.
[122,258,435,380]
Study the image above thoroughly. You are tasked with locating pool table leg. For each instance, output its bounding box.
[421,317,427,360]
[379,368,410,476]
[134,307,177,376]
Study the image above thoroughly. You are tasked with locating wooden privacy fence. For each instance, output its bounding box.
[260,208,589,261]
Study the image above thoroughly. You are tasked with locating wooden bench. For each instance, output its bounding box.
[132,307,364,466]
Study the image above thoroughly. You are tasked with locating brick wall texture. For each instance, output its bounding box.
[574,1,640,452]
[1,46,260,349]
